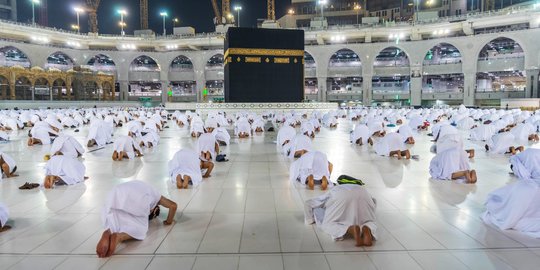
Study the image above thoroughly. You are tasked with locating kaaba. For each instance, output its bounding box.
[224,27,305,102]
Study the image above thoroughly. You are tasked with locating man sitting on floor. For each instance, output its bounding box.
[289,150,333,190]
[43,155,87,189]
[27,121,58,146]
[96,180,177,258]
[483,148,540,237]
[0,151,17,178]
[50,134,85,158]
[374,132,411,159]
[350,124,372,146]
[429,140,477,184]
[287,134,313,158]
[485,131,524,155]
[197,132,219,161]
[304,180,377,247]
[168,148,208,189]
[112,135,143,161]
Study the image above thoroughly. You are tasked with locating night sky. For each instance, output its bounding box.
[17,0,292,34]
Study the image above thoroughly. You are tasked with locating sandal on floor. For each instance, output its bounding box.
[18,182,32,189]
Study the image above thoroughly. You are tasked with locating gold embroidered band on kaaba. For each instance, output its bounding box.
[224,48,304,60]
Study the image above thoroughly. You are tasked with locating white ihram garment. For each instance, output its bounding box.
[429,147,470,180]
[304,184,377,241]
[212,127,230,145]
[102,180,161,240]
[483,149,540,237]
[168,149,203,186]
[113,136,142,159]
[486,132,517,154]
[45,155,86,185]
[289,151,331,185]
[287,135,312,158]
[374,132,407,156]
[50,135,85,158]
[350,124,370,144]
[197,133,217,160]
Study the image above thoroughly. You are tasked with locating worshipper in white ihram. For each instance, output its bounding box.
[50,134,85,158]
[139,129,160,148]
[287,134,313,158]
[212,127,231,146]
[485,131,524,155]
[86,118,113,147]
[197,132,219,161]
[112,135,143,161]
[276,125,296,155]
[234,117,251,138]
[0,151,17,178]
[350,124,372,146]
[168,149,206,189]
[429,137,477,183]
[397,124,415,145]
[511,122,539,142]
[304,183,377,247]
[483,148,540,237]
[0,203,10,232]
[96,180,177,258]
[289,150,333,190]
[28,121,59,146]
[43,155,87,189]
[374,132,411,159]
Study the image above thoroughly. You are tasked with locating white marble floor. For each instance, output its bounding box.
[1,117,540,270]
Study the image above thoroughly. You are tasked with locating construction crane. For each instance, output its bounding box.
[222,0,231,22]
[140,0,149,29]
[267,0,275,21]
[211,0,222,24]
[211,0,234,25]
[85,0,100,33]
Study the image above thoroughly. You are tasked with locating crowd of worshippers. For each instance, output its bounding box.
[1,104,540,253]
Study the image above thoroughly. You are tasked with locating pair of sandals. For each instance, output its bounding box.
[18,182,40,190]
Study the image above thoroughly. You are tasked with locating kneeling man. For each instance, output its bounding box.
[96,180,177,257]
[304,182,377,247]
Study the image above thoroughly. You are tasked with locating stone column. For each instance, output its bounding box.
[317,76,327,102]
[31,81,35,101]
[410,77,422,106]
[195,71,205,103]
[362,75,372,105]
[463,72,476,106]
[119,80,129,101]
[161,81,168,105]
[66,77,72,100]
[526,69,539,98]
[9,82,15,100]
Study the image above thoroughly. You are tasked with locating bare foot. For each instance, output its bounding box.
[106,232,119,257]
[362,226,373,246]
[352,225,363,247]
[176,179,183,189]
[96,230,111,258]
[468,170,478,184]
[203,173,211,178]
[0,225,11,232]
[307,176,314,190]
[321,177,328,191]
[183,178,189,189]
